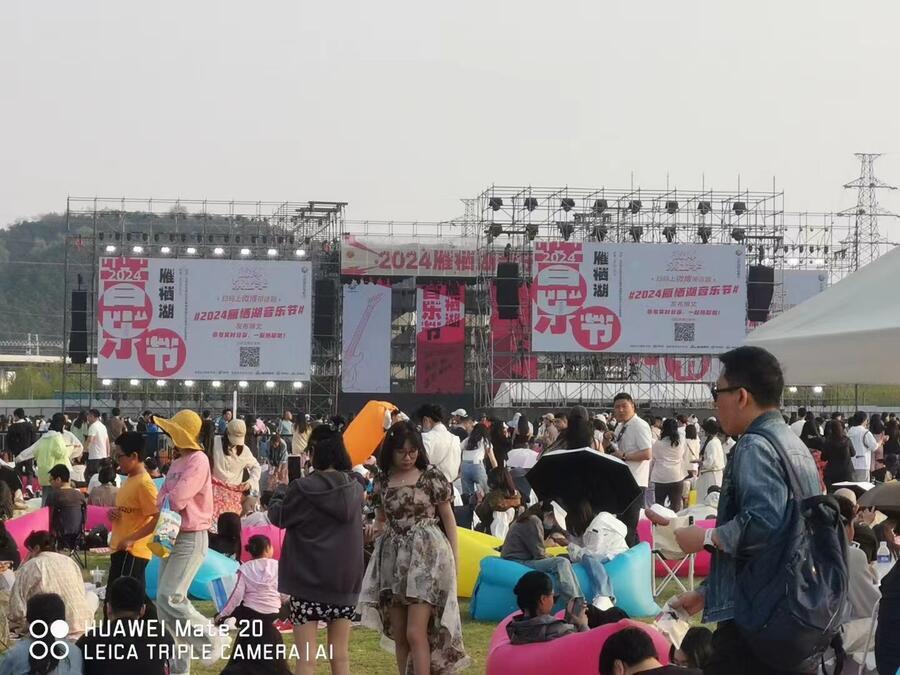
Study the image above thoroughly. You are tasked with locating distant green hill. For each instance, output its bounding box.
[0,209,283,340]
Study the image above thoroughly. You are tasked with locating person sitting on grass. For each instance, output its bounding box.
[215,534,290,675]
[9,531,93,638]
[76,576,174,675]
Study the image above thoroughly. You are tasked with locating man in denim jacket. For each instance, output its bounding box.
[672,346,821,675]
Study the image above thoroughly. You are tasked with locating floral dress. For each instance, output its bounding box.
[357,465,469,674]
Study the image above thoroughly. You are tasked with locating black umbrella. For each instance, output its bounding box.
[526,446,642,517]
[858,481,900,518]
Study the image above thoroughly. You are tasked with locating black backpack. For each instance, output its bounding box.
[733,428,849,672]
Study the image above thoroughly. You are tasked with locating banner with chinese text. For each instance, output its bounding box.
[531,242,746,353]
[415,283,465,393]
[342,234,529,278]
[341,282,392,393]
[97,257,312,380]
[491,281,537,383]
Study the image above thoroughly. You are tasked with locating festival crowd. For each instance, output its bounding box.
[0,346,895,673]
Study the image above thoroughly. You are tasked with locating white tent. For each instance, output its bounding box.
[744,246,900,385]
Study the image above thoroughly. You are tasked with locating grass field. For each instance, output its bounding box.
[69,553,701,674]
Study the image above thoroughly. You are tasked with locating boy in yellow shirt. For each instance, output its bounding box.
[109,432,160,589]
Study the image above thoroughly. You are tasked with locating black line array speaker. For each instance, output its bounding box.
[496,262,520,320]
[69,290,88,364]
[313,279,336,336]
[747,265,775,322]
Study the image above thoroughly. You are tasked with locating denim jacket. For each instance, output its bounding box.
[701,411,821,623]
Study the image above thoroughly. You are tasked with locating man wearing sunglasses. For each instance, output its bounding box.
[670,346,821,674]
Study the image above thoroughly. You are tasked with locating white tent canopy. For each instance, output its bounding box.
[744,246,900,385]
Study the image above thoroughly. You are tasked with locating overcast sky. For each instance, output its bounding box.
[2,1,900,231]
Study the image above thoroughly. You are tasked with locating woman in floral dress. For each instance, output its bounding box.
[358,421,469,674]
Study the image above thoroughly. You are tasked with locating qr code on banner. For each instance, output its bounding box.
[674,322,695,342]
[239,346,260,367]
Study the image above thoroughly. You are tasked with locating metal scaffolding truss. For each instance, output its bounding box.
[470,184,859,410]
[61,196,345,419]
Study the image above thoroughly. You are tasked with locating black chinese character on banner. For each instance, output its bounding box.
[159,268,175,284]
[159,286,175,302]
[593,283,609,298]
[158,303,174,319]
[593,267,609,282]
[593,251,609,266]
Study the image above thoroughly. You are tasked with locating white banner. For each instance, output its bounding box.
[341,282,392,393]
[97,257,312,380]
[531,242,746,353]
[776,269,827,314]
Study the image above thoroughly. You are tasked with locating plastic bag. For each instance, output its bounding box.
[580,512,628,561]
[148,497,181,559]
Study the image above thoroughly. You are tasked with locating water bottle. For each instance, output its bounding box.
[876,541,893,580]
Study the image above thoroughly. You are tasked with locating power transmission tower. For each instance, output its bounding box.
[841,153,897,270]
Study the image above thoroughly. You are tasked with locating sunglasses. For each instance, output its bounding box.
[710,384,745,402]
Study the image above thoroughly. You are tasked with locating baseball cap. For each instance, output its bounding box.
[542,413,555,421]
[226,418,247,447]
[451,408,468,418]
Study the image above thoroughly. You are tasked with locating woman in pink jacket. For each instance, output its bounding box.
[154,409,220,675]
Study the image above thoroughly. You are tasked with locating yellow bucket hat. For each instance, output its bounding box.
[154,410,203,451]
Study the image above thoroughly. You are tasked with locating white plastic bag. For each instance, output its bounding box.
[580,512,628,561]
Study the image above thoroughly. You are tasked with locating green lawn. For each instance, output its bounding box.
[73,553,700,674]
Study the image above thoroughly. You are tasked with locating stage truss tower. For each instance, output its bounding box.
[61,197,345,419]
[472,183,856,411]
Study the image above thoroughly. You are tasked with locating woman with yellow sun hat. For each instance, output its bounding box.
[153,409,221,674]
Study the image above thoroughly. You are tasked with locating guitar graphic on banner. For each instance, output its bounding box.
[343,292,385,391]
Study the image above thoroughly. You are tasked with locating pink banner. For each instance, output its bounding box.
[491,281,537,383]
[415,283,465,394]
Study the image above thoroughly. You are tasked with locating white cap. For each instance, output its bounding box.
[451,408,468,418]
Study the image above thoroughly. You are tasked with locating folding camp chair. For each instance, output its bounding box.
[51,500,88,568]
[650,515,695,597]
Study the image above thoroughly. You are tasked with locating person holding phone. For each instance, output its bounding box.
[506,571,589,644]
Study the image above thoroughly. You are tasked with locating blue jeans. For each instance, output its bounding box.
[580,553,615,600]
[461,461,488,497]
[522,557,582,607]
[157,530,219,674]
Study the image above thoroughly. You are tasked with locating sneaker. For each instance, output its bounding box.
[273,619,293,633]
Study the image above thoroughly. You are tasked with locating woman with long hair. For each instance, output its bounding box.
[459,422,497,498]
[822,417,855,489]
[650,418,686,511]
[489,418,511,467]
[269,425,364,675]
[474,466,522,534]
[501,501,581,607]
[800,411,824,451]
[358,421,468,674]
[695,418,725,498]
[209,512,243,560]
[267,433,289,489]
[210,418,261,530]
